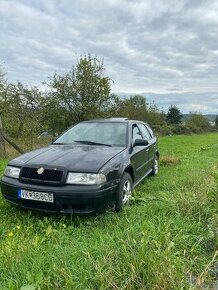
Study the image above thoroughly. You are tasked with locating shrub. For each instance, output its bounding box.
[171,125,192,135]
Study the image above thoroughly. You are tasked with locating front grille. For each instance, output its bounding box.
[20,167,64,184]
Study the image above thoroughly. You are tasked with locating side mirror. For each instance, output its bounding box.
[133,139,149,147]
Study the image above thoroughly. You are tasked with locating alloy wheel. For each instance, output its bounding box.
[154,157,158,175]
[122,179,132,205]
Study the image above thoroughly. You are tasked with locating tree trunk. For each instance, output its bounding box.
[3,133,24,154]
[0,114,6,157]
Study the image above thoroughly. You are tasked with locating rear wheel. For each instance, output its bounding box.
[150,154,159,176]
[115,173,133,212]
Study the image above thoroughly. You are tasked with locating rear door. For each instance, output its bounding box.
[137,123,156,170]
[130,123,149,184]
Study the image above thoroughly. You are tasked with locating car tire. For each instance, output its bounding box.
[115,173,133,212]
[150,154,159,176]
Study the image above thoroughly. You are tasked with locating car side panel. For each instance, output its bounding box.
[147,137,157,169]
[137,123,158,171]
[129,146,149,184]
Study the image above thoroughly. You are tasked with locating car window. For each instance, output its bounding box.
[146,125,154,138]
[132,125,143,143]
[138,123,152,140]
[54,122,127,147]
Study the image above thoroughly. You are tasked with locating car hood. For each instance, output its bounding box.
[10,144,125,173]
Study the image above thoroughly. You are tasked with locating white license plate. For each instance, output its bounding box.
[18,189,54,203]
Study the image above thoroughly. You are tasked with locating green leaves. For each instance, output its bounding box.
[166,105,183,125]
[46,54,113,125]
[186,113,212,132]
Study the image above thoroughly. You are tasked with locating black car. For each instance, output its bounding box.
[1,118,159,214]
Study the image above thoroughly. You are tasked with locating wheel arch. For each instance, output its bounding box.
[124,165,134,183]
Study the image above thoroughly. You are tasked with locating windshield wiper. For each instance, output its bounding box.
[74,140,112,147]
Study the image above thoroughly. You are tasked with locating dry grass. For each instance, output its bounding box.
[160,155,182,166]
[4,137,53,159]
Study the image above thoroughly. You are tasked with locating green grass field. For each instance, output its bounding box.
[0,133,218,290]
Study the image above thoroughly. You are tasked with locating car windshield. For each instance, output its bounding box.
[54,122,127,147]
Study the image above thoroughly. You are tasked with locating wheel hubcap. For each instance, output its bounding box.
[122,180,132,205]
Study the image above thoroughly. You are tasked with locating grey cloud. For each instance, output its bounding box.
[0,0,218,113]
[143,92,218,114]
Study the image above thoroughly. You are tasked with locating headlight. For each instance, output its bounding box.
[4,166,21,179]
[66,172,106,185]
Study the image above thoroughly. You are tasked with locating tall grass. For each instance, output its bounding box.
[0,133,217,289]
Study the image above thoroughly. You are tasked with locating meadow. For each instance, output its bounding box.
[0,133,217,290]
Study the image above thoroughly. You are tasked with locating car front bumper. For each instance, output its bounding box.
[0,176,119,214]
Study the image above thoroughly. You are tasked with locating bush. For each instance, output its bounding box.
[187,125,203,134]
[152,125,174,136]
[186,113,212,132]
[171,125,192,135]
[154,123,213,136]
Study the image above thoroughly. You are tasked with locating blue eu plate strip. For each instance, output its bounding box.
[17,189,21,199]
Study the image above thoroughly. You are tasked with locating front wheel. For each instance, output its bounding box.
[115,173,133,212]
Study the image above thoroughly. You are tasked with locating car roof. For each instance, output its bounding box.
[83,118,129,123]
[82,118,151,126]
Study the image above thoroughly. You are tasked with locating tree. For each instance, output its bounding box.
[46,55,113,124]
[166,105,183,124]
[1,82,41,138]
[40,95,70,136]
[114,95,148,121]
[0,66,7,115]
[215,115,218,128]
[0,67,36,152]
[186,113,211,132]
[146,102,166,126]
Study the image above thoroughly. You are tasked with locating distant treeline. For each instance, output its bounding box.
[0,55,217,141]
[182,114,216,122]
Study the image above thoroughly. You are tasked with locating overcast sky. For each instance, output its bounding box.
[1,0,218,114]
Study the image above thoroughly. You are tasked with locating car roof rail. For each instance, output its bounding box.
[83,117,129,123]
[108,117,129,121]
